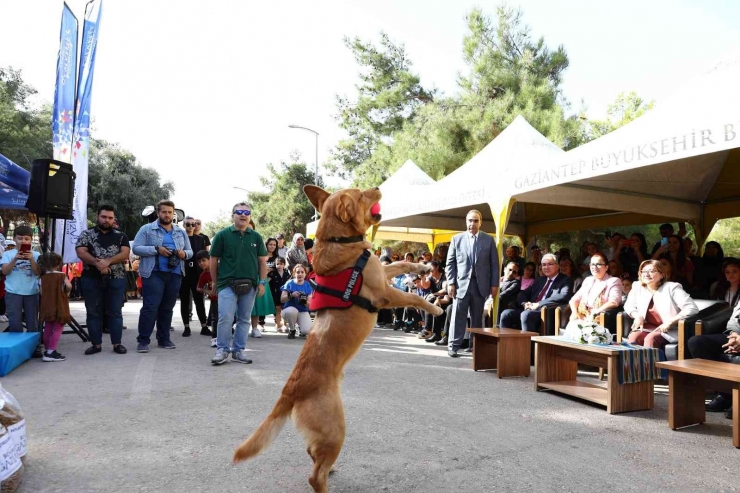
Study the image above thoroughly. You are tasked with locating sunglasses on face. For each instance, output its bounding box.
[234,210,251,216]
[590,263,606,268]
[185,223,195,227]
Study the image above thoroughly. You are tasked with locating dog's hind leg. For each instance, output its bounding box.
[294,392,346,493]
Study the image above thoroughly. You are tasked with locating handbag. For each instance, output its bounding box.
[232,278,254,296]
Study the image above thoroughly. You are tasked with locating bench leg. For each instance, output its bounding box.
[497,337,531,379]
[668,371,705,429]
[472,334,497,372]
[598,368,605,381]
[734,386,739,448]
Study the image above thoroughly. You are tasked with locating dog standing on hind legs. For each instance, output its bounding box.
[233,185,443,493]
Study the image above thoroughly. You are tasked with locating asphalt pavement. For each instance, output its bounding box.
[2,299,737,492]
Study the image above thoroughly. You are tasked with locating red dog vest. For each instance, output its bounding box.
[308,250,377,313]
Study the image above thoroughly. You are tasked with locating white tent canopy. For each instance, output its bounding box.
[378,56,740,245]
[379,115,566,236]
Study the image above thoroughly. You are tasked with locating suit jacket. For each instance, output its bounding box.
[499,277,521,310]
[446,231,499,298]
[516,273,573,308]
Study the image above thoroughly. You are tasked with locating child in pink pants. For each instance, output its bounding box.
[39,253,72,362]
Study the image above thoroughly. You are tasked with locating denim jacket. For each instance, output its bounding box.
[132,221,193,278]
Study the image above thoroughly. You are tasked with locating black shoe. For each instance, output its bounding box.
[42,350,66,362]
[435,338,448,346]
[725,407,733,419]
[122,325,128,330]
[448,349,458,358]
[85,345,102,355]
[287,331,296,340]
[183,327,191,337]
[706,394,732,412]
[393,322,401,331]
[32,347,44,358]
[200,327,212,336]
[461,339,470,349]
[425,335,441,343]
[113,345,128,354]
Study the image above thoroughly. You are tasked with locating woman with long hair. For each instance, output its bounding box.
[250,237,278,336]
[559,257,583,292]
[653,234,695,289]
[710,258,740,309]
[619,233,648,280]
[695,241,726,297]
[521,262,537,291]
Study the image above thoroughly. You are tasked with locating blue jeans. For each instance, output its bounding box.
[81,276,126,345]
[137,272,182,345]
[216,286,256,352]
[6,293,39,333]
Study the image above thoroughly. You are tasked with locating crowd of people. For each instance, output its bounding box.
[0,200,320,365]
[1,207,738,417]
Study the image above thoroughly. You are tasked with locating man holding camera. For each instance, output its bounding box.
[133,200,193,353]
[76,205,131,355]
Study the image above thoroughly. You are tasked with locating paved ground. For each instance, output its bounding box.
[2,299,738,492]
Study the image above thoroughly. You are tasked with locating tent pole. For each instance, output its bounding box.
[488,197,516,327]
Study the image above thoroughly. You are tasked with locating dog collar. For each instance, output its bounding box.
[324,235,365,244]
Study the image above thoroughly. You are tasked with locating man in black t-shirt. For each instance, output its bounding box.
[75,205,131,355]
[193,218,211,252]
[181,217,209,336]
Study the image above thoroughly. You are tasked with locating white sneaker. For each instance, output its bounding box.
[250,328,262,338]
[0,315,8,322]
[210,338,217,348]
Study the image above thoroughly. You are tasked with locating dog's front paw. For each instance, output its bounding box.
[414,263,433,275]
[429,305,444,316]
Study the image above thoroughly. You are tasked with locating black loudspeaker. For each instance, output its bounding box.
[25,159,76,219]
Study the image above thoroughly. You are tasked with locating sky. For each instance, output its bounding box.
[1,0,739,223]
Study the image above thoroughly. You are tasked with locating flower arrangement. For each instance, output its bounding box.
[568,321,613,345]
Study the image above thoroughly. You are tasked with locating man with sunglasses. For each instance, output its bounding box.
[209,202,268,365]
[193,218,211,252]
[180,217,210,337]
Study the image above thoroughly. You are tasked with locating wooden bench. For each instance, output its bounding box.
[466,328,538,378]
[656,359,740,448]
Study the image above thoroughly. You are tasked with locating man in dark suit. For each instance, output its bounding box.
[498,261,521,323]
[500,253,573,333]
[445,210,499,357]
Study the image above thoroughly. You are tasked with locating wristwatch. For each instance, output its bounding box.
[259,279,267,285]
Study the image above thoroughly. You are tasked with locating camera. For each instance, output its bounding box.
[167,250,180,269]
[298,293,309,306]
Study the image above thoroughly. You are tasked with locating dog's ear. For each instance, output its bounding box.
[304,185,330,213]
[336,193,356,223]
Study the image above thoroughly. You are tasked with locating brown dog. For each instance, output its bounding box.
[233,185,444,493]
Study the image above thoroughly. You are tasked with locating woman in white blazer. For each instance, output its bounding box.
[624,259,699,348]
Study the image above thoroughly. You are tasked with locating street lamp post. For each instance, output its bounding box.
[288,124,319,219]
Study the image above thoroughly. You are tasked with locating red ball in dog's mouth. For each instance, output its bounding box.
[370,202,381,216]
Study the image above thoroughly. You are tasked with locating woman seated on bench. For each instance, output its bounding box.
[564,253,622,336]
[624,259,699,349]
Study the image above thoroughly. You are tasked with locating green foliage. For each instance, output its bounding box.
[583,91,655,140]
[245,158,324,240]
[203,212,233,239]
[86,138,174,239]
[330,32,435,181]
[0,67,53,169]
[332,6,584,189]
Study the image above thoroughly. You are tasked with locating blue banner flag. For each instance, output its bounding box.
[56,0,103,262]
[51,3,78,162]
[0,153,30,195]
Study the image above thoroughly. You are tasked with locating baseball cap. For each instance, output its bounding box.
[4,240,16,247]
[276,233,284,239]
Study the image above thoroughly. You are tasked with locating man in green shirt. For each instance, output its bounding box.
[210,202,268,365]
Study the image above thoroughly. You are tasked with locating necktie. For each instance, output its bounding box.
[534,278,553,303]
[470,235,477,277]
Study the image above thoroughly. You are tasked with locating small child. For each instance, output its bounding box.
[196,250,218,347]
[0,226,42,354]
[38,252,72,362]
[268,257,290,333]
[621,277,633,305]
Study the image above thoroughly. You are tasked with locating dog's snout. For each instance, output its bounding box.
[374,187,380,191]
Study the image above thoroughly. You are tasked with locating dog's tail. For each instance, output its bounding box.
[233,394,293,463]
